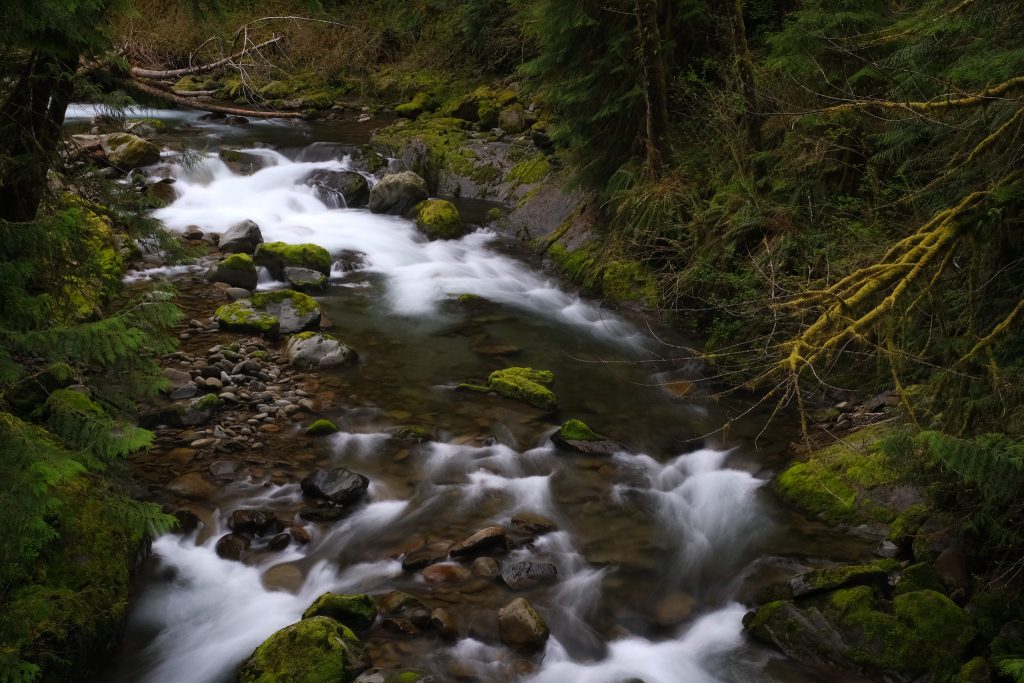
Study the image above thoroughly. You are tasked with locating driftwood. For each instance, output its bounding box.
[124,78,302,119]
[129,36,285,79]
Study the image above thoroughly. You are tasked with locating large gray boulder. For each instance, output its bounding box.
[219,149,265,176]
[307,169,370,208]
[101,133,161,169]
[219,219,263,254]
[214,290,320,337]
[207,253,257,289]
[498,598,549,650]
[285,333,356,369]
[301,467,369,505]
[368,171,428,215]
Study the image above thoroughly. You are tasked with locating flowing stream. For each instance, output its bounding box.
[65,106,873,683]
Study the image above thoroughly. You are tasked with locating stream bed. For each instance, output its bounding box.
[65,106,874,683]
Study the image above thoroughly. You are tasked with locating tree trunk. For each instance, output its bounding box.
[635,0,672,177]
[0,51,77,222]
[124,77,303,118]
[726,0,759,148]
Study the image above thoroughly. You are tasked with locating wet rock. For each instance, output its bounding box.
[790,560,897,598]
[307,169,370,208]
[215,290,321,337]
[368,171,428,215]
[380,618,420,636]
[450,526,508,558]
[401,540,452,572]
[268,532,291,552]
[301,467,370,505]
[498,598,550,651]
[218,149,265,176]
[169,382,199,400]
[228,509,280,536]
[430,608,458,640]
[335,249,368,272]
[288,526,312,544]
[237,616,370,683]
[226,287,251,300]
[500,561,558,591]
[415,199,465,240]
[298,505,346,522]
[551,419,623,456]
[101,132,160,169]
[303,592,378,631]
[498,105,527,134]
[208,253,258,289]
[143,394,223,428]
[471,556,500,578]
[254,242,332,279]
[354,669,435,683]
[285,332,356,369]
[163,367,191,390]
[215,533,250,560]
[218,219,264,254]
[652,592,695,627]
[284,266,328,293]
[166,472,216,499]
[422,562,472,585]
[173,508,202,534]
[379,591,428,617]
[261,563,304,593]
[510,512,557,536]
[935,547,969,590]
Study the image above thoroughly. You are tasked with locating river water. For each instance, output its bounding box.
[64,106,872,683]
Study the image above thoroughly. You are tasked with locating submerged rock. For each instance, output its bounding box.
[460,367,557,411]
[498,598,549,651]
[254,241,332,279]
[218,149,265,176]
[500,561,558,591]
[305,419,339,436]
[450,526,507,558]
[415,199,465,240]
[303,592,378,631]
[214,289,321,337]
[284,266,328,293]
[301,467,370,505]
[219,219,264,254]
[207,253,258,290]
[551,419,622,456]
[285,332,356,369]
[368,171,428,215]
[237,616,370,683]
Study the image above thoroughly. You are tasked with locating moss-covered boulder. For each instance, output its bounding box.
[303,593,378,631]
[215,290,321,337]
[219,149,265,176]
[790,560,898,598]
[100,133,161,169]
[237,616,370,683]
[208,253,257,290]
[285,332,356,369]
[551,419,622,456]
[254,242,332,279]
[368,171,428,216]
[353,670,435,683]
[414,199,464,240]
[306,419,339,436]
[460,367,557,411]
[395,92,439,119]
[498,105,527,133]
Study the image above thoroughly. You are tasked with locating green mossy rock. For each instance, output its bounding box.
[955,657,991,683]
[395,92,439,119]
[215,290,320,338]
[101,133,161,170]
[238,616,370,683]
[255,242,332,278]
[209,253,258,290]
[551,419,623,456]
[507,155,550,186]
[776,425,906,526]
[214,302,280,337]
[415,199,464,240]
[487,367,557,411]
[601,259,659,308]
[306,419,339,436]
[302,593,378,631]
[556,419,600,441]
[790,560,898,598]
[893,562,945,596]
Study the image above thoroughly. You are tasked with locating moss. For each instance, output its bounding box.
[486,367,557,411]
[221,253,256,273]
[302,593,377,631]
[293,331,336,342]
[955,657,990,682]
[238,616,366,683]
[794,560,898,596]
[507,155,551,186]
[893,562,945,596]
[255,242,332,276]
[486,207,503,221]
[173,75,217,92]
[888,503,929,544]
[306,419,339,436]
[127,117,166,131]
[371,117,480,184]
[415,199,464,239]
[395,92,439,119]
[192,394,222,412]
[601,259,659,307]
[259,80,297,98]
[825,586,919,673]
[397,426,432,442]
[556,419,601,442]
[547,242,602,289]
[389,673,429,683]
[251,289,320,316]
[776,424,904,525]
[361,146,388,173]
[892,589,976,675]
[214,301,279,336]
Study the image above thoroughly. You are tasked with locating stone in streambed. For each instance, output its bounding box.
[789,560,897,598]
[498,598,549,651]
[261,563,304,593]
[237,616,370,683]
[228,509,280,536]
[415,199,465,240]
[166,472,217,499]
[214,289,320,337]
[551,419,622,456]
[208,253,258,290]
[430,608,458,640]
[368,171,428,216]
[307,169,370,208]
[401,540,452,571]
[218,219,263,254]
[449,526,507,558]
[218,149,265,176]
[286,332,356,369]
[305,419,339,436]
[354,670,435,683]
[303,592,377,631]
[458,367,557,411]
[254,241,332,279]
[284,266,328,293]
[510,512,556,536]
[301,467,369,505]
[500,561,558,591]
[215,532,250,561]
[101,132,160,169]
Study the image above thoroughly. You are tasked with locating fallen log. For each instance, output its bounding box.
[123,78,303,119]
[129,36,285,79]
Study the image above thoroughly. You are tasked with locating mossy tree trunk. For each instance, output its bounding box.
[634,0,673,177]
[725,0,759,149]
[0,50,77,222]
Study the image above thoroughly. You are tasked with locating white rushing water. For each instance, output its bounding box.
[114,134,781,683]
[148,150,645,344]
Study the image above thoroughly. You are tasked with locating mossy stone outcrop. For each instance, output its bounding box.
[302,593,378,631]
[285,332,356,369]
[237,616,370,683]
[395,92,439,119]
[208,253,257,290]
[305,419,339,436]
[790,560,898,598]
[255,242,332,279]
[284,266,328,293]
[551,419,622,456]
[460,367,557,411]
[215,290,321,337]
[101,133,161,169]
[414,199,464,240]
